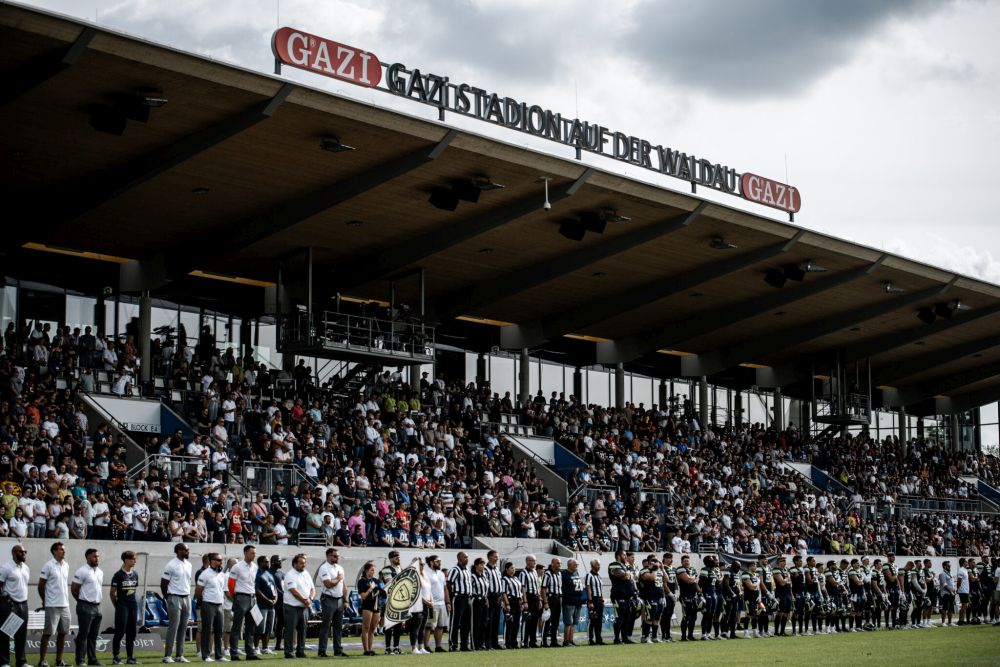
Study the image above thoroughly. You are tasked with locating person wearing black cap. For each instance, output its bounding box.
[380,552,403,654]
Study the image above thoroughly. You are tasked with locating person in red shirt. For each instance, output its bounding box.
[229,504,244,544]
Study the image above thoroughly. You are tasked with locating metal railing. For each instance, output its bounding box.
[80,391,148,469]
[281,311,434,360]
[898,495,995,515]
[241,461,318,498]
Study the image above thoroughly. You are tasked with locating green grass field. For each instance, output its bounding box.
[133,626,999,666]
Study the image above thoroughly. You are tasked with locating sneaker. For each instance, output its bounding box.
[651,637,661,643]
[743,631,750,639]
[262,650,274,656]
[41,661,51,667]
[218,660,230,664]
[641,637,650,644]
[126,661,138,666]
[163,659,174,665]
[203,659,214,664]
[176,659,191,664]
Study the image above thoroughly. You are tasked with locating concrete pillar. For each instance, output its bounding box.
[573,367,583,404]
[898,407,908,456]
[774,387,784,430]
[916,416,925,440]
[138,291,152,385]
[476,353,487,389]
[734,391,743,429]
[974,408,982,452]
[410,365,421,394]
[658,378,667,410]
[94,293,106,338]
[950,415,960,451]
[615,363,625,409]
[239,318,252,362]
[519,348,530,407]
[699,376,709,428]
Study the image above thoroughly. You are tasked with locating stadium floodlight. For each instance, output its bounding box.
[804,260,828,273]
[711,236,737,250]
[952,300,972,311]
[319,136,356,153]
[883,282,905,294]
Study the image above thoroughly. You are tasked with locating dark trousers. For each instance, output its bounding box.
[487,594,502,648]
[384,615,402,649]
[408,610,427,647]
[661,597,675,639]
[273,597,284,648]
[523,594,540,647]
[450,594,471,650]
[113,601,138,659]
[76,600,102,665]
[0,598,27,667]
[505,603,522,648]
[472,598,488,649]
[588,598,604,643]
[199,601,223,659]
[543,595,562,646]
[612,596,633,641]
[318,596,344,655]
[231,594,257,658]
[282,605,307,657]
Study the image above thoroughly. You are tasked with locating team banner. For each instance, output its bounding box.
[717,552,785,569]
[382,558,423,630]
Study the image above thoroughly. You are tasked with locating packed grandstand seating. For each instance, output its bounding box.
[0,321,998,561]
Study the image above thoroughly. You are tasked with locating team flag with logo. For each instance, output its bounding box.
[382,558,424,629]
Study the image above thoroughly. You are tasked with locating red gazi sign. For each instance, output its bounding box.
[272,27,382,87]
[740,172,801,214]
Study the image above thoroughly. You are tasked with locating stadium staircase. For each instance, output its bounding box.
[959,476,1000,511]
[783,461,855,497]
[481,411,574,504]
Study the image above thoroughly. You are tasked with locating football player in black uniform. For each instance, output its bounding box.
[659,553,677,642]
[698,556,719,640]
[788,555,807,636]
[871,558,887,630]
[756,555,773,638]
[805,557,822,635]
[721,561,742,640]
[740,561,763,639]
[882,554,900,629]
[608,550,636,644]
[847,559,865,631]
[676,555,699,642]
[772,556,792,636]
[638,556,665,643]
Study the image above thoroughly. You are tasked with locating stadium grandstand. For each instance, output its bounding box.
[0,2,997,660]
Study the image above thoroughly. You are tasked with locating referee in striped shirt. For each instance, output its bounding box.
[447,552,472,651]
[518,555,540,648]
[471,559,489,650]
[484,551,504,649]
[541,558,563,648]
[585,559,606,645]
[501,562,524,649]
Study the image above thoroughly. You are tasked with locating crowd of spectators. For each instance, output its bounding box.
[0,318,997,561]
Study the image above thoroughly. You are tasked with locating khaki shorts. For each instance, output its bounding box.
[433,604,449,629]
[44,607,70,635]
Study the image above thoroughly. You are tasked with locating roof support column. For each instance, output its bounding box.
[735,390,743,429]
[899,407,908,457]
[615,363,625,409]
[519,348,531,408]
[774,387,784,430]
[573,367,583,404]
[699,376,709,429]
[476,353,487,390]
[950,415,960,451]
[139,290,152,386]
[658,378,667,411]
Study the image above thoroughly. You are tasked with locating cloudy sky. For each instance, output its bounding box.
[17,0,1000,283]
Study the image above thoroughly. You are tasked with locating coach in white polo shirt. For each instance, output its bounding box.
[38,541,71,667]
[0,543,30,667]
[316,548,346,657]
[227,545,258,661]
[195,553,226,662]
[161,543,193,663]
[281,554,315,659]
[70,548,103,667]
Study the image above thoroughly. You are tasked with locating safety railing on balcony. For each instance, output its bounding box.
[281,311,434,361]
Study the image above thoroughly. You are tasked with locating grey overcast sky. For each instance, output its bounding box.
[16,0,1000,283]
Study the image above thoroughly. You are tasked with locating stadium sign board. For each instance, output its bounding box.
[272,27,801,215]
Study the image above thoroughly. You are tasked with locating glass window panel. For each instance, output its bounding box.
[981,401,999,425]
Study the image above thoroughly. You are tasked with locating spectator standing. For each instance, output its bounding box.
[71,548,103,667]
[161,543,193,663]
[0,544,30,667]
[38,541,71,667]
[110,551,140,665]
